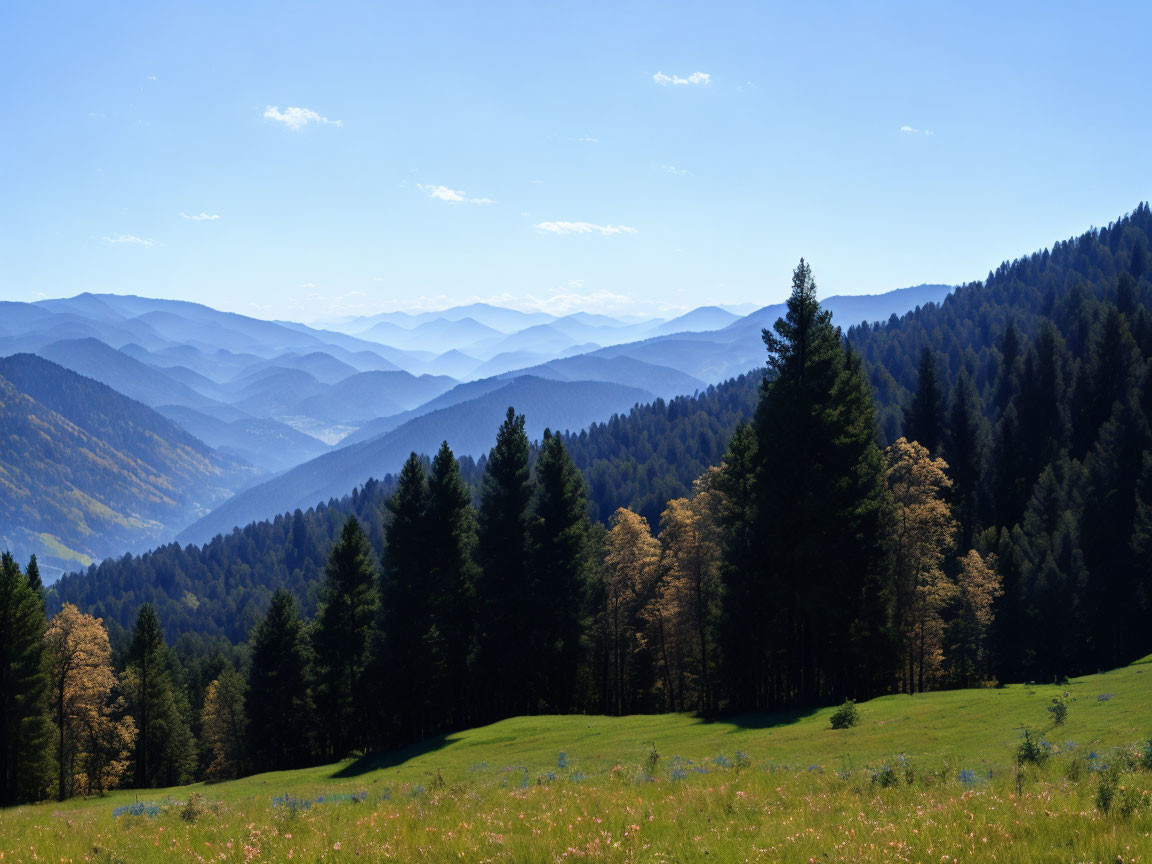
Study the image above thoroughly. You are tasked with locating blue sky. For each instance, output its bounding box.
[2,1,1150,322]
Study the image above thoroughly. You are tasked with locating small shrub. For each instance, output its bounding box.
[734,751,751,773]
[830,700,859,730]
[181,793,209,824]
[871,765,898,787]
[1097,693,1114,702]
[1139,740,1152,773]
[1048,692,1074,727]
[1017,729,1049,767]
[645,743,660,776]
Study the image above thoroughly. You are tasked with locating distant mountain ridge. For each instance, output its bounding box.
[0,354,255,579]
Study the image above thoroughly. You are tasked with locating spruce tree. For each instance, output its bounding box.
[904,348,944,455]
[0,552,50,805]
[379,453,433,739]
[475,407,533,718]
[944,370,986,550]
[311,516,378,759]
[125,604,195,788]
[725,260,894,709]
[425,441,478,728]
[530,430,591,712]
[246,589,310,771]
[24,555,43,600]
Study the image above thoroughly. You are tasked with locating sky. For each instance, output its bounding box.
[1,1,1150,323]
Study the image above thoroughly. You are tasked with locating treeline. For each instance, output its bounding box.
[49,376,758,645]
[849,202,1152,680]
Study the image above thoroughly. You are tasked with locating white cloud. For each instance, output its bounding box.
[900,125,934,136]
[180,211,220,221]
[653,71,711,86]
[662,165,690,175]
[263,105,343,130]
[417,184,494,205]
[577,136,599,143]
[103,234,155,246]
[536,221,638,236]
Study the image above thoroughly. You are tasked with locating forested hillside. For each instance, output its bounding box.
[50,375,759,642]
[0,355,253,577]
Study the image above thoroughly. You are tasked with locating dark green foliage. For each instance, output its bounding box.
[310,517,378,759]
[904,349,944,455]
[529,430,592,712]
[474,408,534,718]
[246,589,310,772]
[0,552,51,804]
[829,699,859,729]
[722,260,895,709]
[126,604,196,788]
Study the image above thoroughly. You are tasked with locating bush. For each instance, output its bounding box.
[830,700,859,730]
[1048,692,1074,727]
[1017,729,1049,767]
[871,765,898,787]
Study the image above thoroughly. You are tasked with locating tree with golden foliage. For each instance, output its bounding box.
[200,668,246,781]
[603,508,662,714]
[656,467,725,712]
[886,438,957,693]
[948,549,1002,687]
[43,603,135,799]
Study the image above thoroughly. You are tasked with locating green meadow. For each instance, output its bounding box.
[4,660,1152,862]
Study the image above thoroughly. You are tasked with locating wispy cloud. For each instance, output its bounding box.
[263,105,343,130]
[417,184,494,205]
[577,136,599,143]
[900,125,934,136]
[653,71,711,86]
[180,212,220,221]
[662,165,690,175]
[536,221,637,236]
[103,234,155,246]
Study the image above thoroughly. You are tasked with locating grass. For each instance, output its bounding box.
[3,663,1152,861]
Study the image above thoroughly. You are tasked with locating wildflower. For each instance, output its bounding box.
[333,841,341,850]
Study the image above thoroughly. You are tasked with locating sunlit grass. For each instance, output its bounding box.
[3,663,1151,862]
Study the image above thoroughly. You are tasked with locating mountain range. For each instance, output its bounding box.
[1,282,952,575]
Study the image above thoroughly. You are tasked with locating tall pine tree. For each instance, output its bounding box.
[904,348,944,455]
[311,517,378,759]
[0,552,50,805]
[246,588,310,772]
[724,260,895,709]
[475,407,533,718]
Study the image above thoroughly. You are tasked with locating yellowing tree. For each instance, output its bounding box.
[949,549,1002,686]
[201,668,246,781]
[657,467,724,712]
[603,508,662,714]
[886,438,957,693]
[43,604,135,799]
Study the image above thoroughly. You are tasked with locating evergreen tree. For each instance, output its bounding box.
[944,370,986,549]
[474,407,533,718]
[379,453,433,739]
[0,552,50,805]
[725,260,895,709]
[904,348,944,455]
[125,604,195,788]
[529,430,591,712]
[25,555,43,600]
[425,441,478,728]
[311,517,378,759]
[246,589,310,772]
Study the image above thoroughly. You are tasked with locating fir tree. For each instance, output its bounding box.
[246,589,310,772]
[726,260,895,709]
[311,517,378,759]
[379,453,433,739]
[425,441,478,728]
[904,348,944,455]
[530,430,591,712]
[0,552,51,805]
[125,604,195,788]
[474,407,533,718]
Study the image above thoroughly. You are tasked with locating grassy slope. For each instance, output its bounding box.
[4,664,1152,861]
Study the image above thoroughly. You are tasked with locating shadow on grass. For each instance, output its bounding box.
[331,733,460,778]
[707,707,824,731]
